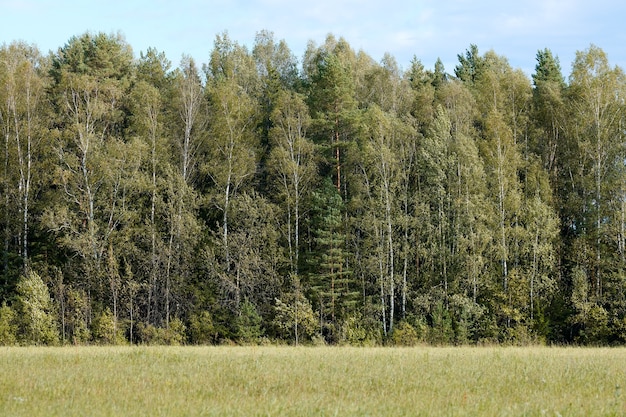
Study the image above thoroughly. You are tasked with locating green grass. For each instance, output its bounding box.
[0,346,625,416]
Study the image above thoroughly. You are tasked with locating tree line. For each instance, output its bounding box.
[1,30,625,345]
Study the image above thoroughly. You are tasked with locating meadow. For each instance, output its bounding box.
[0,345,624,416]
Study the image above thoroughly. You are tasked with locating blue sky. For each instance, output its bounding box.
[2,0,625,77]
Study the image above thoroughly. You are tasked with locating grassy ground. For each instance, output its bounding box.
[0,345,624,416]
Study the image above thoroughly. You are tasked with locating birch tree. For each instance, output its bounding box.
[207,77,258,276]
[361,105,400,335]
[0,42,47,275]
[44,33,138,321]
[268,90,315,275]
[566,45,626,301]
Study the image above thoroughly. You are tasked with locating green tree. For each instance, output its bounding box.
[273,289,318,345]
[174,55,206,185]
[454,44,485,86]
[0,302,17,344]
[531,49,565,182]
[236,299,263,343]
[44,32,137,311]
[218,192,284,318]
[189,310,215,344]
[406,57,435,131]
[207,32,259,95]
[559,46,626,342]
[15,270,59,344]
[0,42,50,295]
[156,55,206,328]
[444,87,491,305]
[307,178,355,336]
[268,90,316,275]
[129,47,182,328]
[253,30,299,91]
[252,30,299,147]
[359,105,402,336]
[564,45,626,301]
[522,192,559,325]
[206,76,258,274]
[305,36,359,194]
[92,307,123,344]
[128,76,167,326]
[474,53,525,312]
[205,35,259,282]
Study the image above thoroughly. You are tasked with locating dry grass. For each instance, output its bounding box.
[0,345,624,416]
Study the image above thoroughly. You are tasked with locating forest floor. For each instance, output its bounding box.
[0,345,624,416]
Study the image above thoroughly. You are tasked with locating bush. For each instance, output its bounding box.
[15,271,59,345]
[92,308,126,345]
[503,324,546,346]
[0,303,17,345]
[64,288,91,344]
[311,333,327,346]
[236,300,263,344]
[341,313,381,346]
[576,304,610,344]
[392,321,420,346]
[273,295,317,344]
[167,318,187,345]
[137,319,187,345]
[449,294,486,344]
[429,300,454,345]
[136,322,159,344]
[189,311,216,344]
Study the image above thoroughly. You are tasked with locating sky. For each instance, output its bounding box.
[2,0,626,77]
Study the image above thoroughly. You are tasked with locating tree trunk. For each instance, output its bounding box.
[385,183,395,334]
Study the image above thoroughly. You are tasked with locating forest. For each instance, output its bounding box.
[1,30,625,346]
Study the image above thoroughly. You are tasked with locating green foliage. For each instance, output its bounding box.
[167,319,188,345]
[449,294,486,345]
[3,31,626,346]
[306,178,357,327]
[502,323,545,346]
[189,311,216,344]
[137,319,187,345]
[63,288,91,344]
[391,321,421,346]
[14,271,59,345]
[0,303,17,345]
[236,300,263,344]
[454,44,484,85]
[273,295,318,344]
[429,300,454,345]
[340,312,382,346]
[92,308,126,345]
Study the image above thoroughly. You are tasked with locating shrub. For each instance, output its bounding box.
[136,319,187,345]
[189,311,216,344]
[429,300,454,345]
[167,318,187,345]
[503,323,546,346]
[0,303,17,345]
[449,294,486,344]
[136,322,159,344]
[236,300,263,344]
[15,271,59,345]
[64,288,91,344]
[92,308,126,345]
[273,295,317,344]
[392,321,420,346]
[340,312,381,346]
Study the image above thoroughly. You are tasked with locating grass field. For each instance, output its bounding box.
[0,345,625,416]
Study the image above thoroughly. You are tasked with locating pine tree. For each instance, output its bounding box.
[307,178,356,335]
